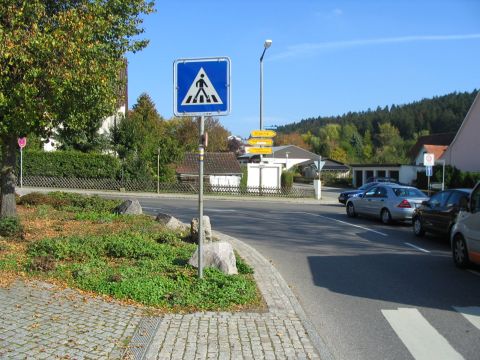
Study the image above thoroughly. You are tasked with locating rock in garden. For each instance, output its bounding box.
[190,216,212,243]
[155,212,186,231]
[188,241,238,275]
[113,199,143,215]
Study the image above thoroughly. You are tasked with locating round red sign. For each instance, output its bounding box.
[18,137,27,149]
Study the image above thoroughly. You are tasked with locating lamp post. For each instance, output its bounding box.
[259,39,272,191]
[260,39,272,131]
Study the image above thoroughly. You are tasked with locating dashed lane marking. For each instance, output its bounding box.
[274,211,388,237]
[404,242,431,253]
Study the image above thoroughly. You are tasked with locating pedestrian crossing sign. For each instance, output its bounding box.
[174,57,231,116]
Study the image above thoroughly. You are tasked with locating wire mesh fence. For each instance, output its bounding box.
[18,176,315,198]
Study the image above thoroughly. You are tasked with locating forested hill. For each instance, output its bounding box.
[279,90,478,140]
[275,90,478,164]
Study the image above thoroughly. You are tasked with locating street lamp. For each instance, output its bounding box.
[260,39,272,131]
[259,39,272,192]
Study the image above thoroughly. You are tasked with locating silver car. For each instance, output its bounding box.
[346,184,428,224]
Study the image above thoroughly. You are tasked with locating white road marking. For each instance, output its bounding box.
[404,242,431,253]
[276,211,388,236]
[382,308,464,360]
[453,306,480,330]
[207,209,236,212]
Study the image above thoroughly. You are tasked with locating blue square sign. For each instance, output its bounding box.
[174,57,231,116]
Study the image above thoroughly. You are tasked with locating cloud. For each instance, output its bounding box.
[270,34,480,61]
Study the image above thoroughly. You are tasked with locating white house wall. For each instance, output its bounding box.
[442,93,480,172]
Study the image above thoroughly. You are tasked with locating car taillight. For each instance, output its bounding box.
[398,199,411,208]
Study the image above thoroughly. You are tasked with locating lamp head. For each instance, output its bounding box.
[264,39,272,49]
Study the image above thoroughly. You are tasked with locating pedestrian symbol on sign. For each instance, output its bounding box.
[181,68,223,106]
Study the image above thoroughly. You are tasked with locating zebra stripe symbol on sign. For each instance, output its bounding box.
[181,68,223,105]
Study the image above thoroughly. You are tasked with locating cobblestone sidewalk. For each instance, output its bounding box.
[0,281,143,359]
[0,231,329,360]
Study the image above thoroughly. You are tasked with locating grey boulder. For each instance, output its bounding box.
[188,241,238,275]
[156,213,186,231]
[113,199,143,215]
[190,216,213,243]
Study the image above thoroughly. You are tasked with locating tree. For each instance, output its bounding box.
[114,93,181,181]
[373,123,408,163]
[0,0,154,217]
[167,116,230,153]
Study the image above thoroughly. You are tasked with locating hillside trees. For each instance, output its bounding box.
[277,90,477,165]
[0,0,154,218]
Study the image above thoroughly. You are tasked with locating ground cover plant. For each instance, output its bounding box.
[0,192,262,311]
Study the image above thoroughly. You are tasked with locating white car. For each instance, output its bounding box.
[451,181,480,268]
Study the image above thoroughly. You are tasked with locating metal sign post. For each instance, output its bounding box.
[198,116,205,279]
[17,137,27,188]
[424,153,435,196]
[174,57,230,279]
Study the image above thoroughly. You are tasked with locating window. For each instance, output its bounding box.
[365,187,377,198]
[376,187,388,198]
[393,187,427,198]
[446,191,467,208]
[471,184,480,213]
[428,191,451,208]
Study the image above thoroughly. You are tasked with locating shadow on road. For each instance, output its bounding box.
[307,253,480,310]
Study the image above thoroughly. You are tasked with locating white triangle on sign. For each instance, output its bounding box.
[181,67,223,106]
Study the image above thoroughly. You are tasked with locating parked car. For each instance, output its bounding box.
[338,181,396,205]
[412,189,472,238]
[346,184,428,224]
[451,182,480,268]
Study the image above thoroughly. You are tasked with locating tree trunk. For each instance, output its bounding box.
[0,135,18,218]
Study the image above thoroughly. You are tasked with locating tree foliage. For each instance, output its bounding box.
[277,90,477,165]
[113,93,181,182]
[0,0,154,217]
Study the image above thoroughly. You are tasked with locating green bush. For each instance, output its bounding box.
[21,150,121,179]
[0,217,23,237]
[416,166,480,189]
[239,166,248,190]
[281,171,294,189]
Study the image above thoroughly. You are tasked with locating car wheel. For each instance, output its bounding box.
[346,202,357,217]
[413,217,425,237]
[381,208,392,224]
[452,234,469,268]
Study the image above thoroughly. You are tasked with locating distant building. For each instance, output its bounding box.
[176,152,243,187]
[408,132,455,165]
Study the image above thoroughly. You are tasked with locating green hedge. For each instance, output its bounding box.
[21,150,121,179]
[416,165,480,189]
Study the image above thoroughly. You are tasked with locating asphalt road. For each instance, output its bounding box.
[133,196,480,360]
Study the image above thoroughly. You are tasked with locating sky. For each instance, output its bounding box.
[126,0,480,139]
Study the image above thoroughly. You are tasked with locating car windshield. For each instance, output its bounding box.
[392,187,426,198]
